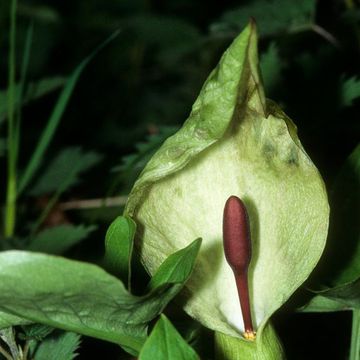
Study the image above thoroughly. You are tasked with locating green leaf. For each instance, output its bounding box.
[104,216,136,288]
[339,76,360,107]
[33,331,81,360]
[0,248,196,353]
[331,144,360,284]
[300,293,351,313]
[126,15,202,63]
[125,22,329,341]
[301,278,360,312]
[325,144,360,285]
[112,126,178,190]
[148,238,202,290]
[18,30,119,194]
[210,0,315,37]
[116,127,178,175]
[0,77,66,124]
[300,144,360,313]
[0,312,29,329]
[139,315,199,360]
[24,77,66,103]
[260,43,283,94]
[28,147,103,196]
[26,224,96,255]
[20,324,54,340]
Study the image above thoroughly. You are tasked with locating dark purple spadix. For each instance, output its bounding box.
[223,195,255,340]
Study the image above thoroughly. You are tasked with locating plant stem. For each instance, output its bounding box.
[22,340,30,360]
[350,309,360,360]
[0,328,20,360]
[290,23,339,47]
[214,324,285,360]
[15,22,33,173]
[0,344,13,360]
[5,0,18,238]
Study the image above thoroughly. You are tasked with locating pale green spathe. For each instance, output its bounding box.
[215,324,285,360]
[125,22,329,339]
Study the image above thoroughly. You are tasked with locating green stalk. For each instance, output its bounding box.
[214,323,285,360]
[0,328,20,360]
[15,22,33,169]
[350,309,360,360]
[5,0,18,238]
[0,345,12,360]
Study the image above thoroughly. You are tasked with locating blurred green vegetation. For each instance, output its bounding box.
[0,0,359,358]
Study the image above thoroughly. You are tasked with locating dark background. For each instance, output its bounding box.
[0,0,359,358]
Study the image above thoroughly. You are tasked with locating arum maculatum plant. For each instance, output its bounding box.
[125,20,329,359]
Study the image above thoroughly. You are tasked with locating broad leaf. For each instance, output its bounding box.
[300,144,360,312]
[139,315,199,360]
[300,293,351,313]
[329,144,360,284]
[104,216,136,288]
[301,278,360,312]
[0,246,198,353]
[28,147,102,196]
[314,143,360,287]
[27,224,96,255]
[0,312,29,329]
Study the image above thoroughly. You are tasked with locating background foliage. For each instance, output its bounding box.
[0,0,359,358]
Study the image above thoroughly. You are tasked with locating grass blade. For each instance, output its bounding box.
[18,29,120,194]
[14,21,33,174]
[4,0,18,237]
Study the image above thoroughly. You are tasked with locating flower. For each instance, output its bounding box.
[125,21,329,343]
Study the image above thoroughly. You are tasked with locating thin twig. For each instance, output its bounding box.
[311,24,340,48]
[59,196,128,211]
[289,23,339,48]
